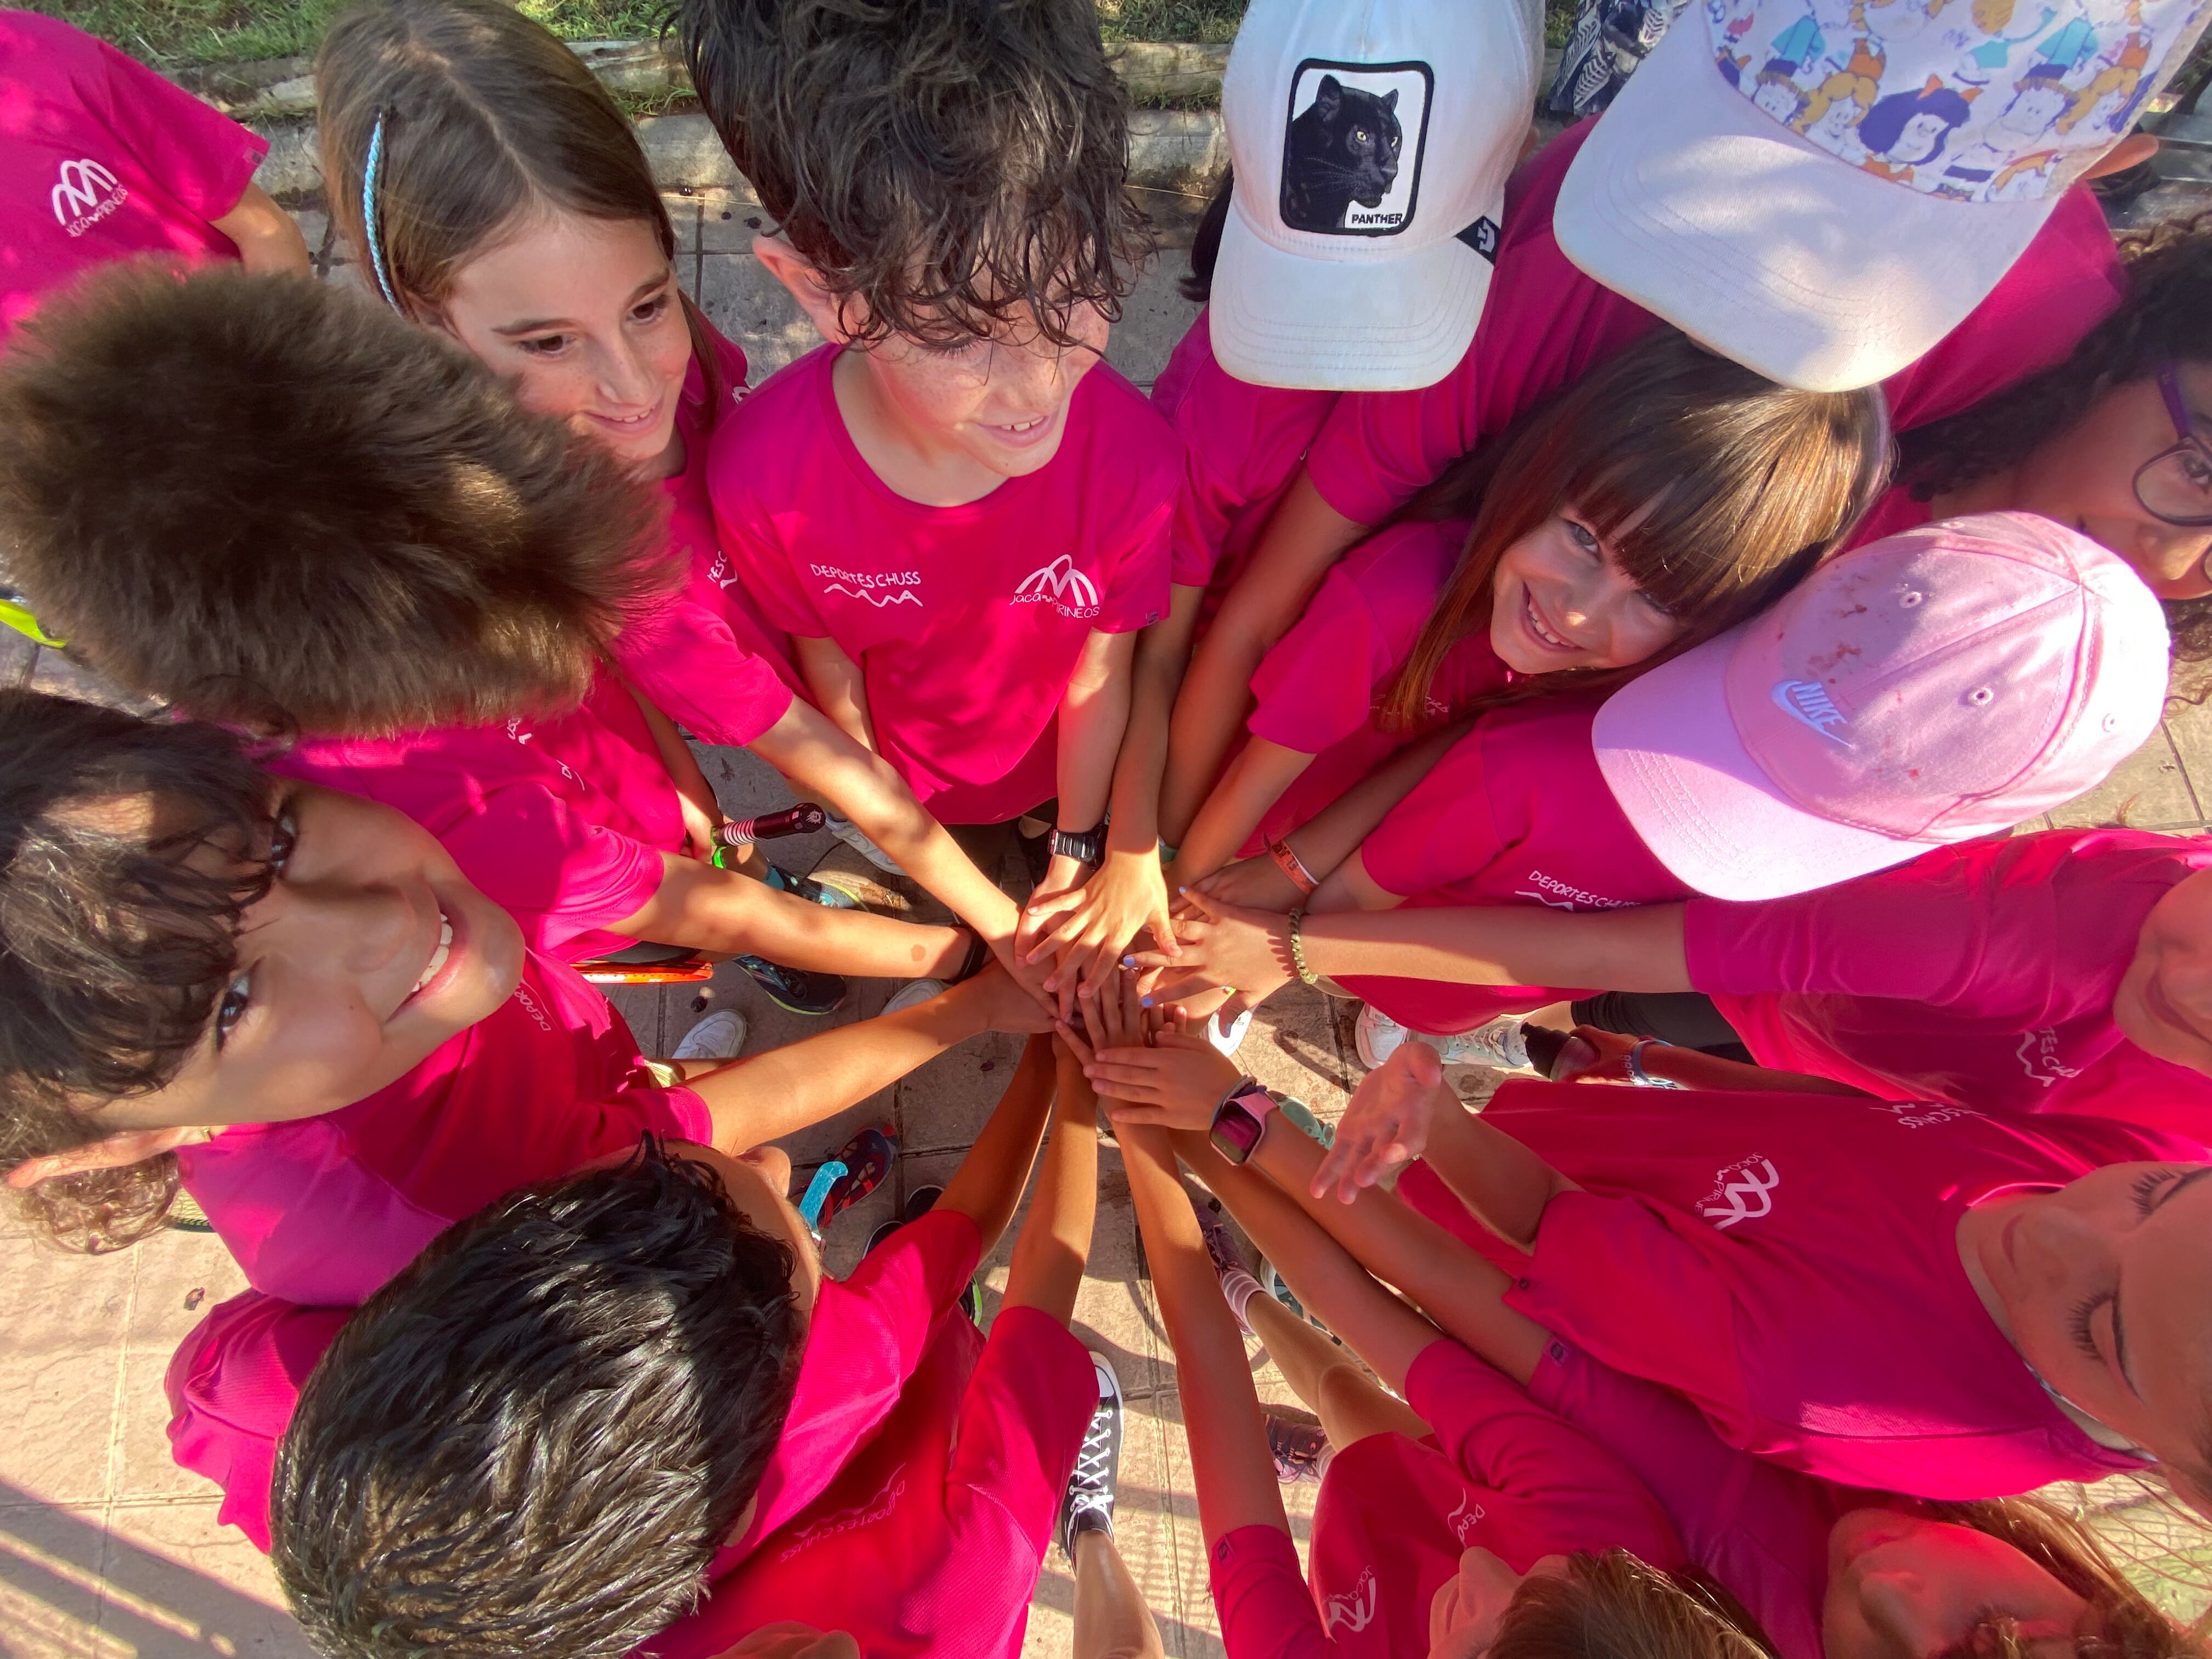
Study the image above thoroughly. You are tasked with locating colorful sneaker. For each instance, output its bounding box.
[1265,1412,1330,1485]
[1190,1188,1245,1279]
[1356,1003,1531,1074]
[1058,1354,1124,1559]
[817,1125,896,1227]
[824,810,905,876]
[763,863,861,911]
[672,1008,748,1063]
[736,956,847,1016]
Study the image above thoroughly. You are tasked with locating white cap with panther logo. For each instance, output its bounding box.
[1556,0,2212,391]
[1209,0,1544,392]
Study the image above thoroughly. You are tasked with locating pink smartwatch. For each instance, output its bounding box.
[1208,1078,1278,1166]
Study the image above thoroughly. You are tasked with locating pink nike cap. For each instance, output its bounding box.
[1594,510,2171,903]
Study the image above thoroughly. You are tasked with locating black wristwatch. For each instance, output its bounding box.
[1208,1078,1279,1166]
[1050,821,1107,866]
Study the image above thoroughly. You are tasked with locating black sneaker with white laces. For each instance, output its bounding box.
[1058,1352,1124,1560]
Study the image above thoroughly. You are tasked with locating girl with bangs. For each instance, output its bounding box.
[1160,329,1889,898]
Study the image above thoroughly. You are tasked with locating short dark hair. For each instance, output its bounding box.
[675,0,1149,348]
[271,1144,804,1659]
[0,263,677,735]
[0,691,275,1250]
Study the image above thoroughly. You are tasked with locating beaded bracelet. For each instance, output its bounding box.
[1286,908,1320,987]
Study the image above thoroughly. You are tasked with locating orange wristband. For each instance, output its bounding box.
[1267,838,1318,896]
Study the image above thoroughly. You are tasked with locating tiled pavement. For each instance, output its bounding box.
[9,179,2212,1656]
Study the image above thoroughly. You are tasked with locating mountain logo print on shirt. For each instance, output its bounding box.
[1698,1155,1780,1228]
[2016,1027,2084,1087]
[1325,1567,1381,1633]
[52,157,126,234]
[1012,554,1102,619]
[1446,1493,1489,1543]
[810,562,922,607]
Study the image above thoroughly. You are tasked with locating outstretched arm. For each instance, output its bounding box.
[1122,1122,1289,1550]
[999,1041,1101,1323]
[936,1032,1060,1258]
[685,972,1050,1155]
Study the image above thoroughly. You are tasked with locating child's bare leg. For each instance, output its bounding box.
[1243,1291,1430,1448]
[622,864,974,978]
[1071,1529,1165,1659]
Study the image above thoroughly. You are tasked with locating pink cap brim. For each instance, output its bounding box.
[1592,628,1948,902]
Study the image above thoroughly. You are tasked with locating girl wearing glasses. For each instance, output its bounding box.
[1885,213,2212,658]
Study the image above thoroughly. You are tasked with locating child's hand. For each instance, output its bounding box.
[1311,1042,1453,1203]
[1549,1026,1639,1084]
[677,788,726,863]
[966,961,1058,1036]
[1193,853,1305,914]
[1129,887,1295,1020]
[1024,846,1179,1000]
[1086,1017,1243,1132]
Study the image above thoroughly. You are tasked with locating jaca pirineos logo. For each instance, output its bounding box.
[1012,554,1101,619]
[52,158,127,236]
[1697,1155,1779,1229]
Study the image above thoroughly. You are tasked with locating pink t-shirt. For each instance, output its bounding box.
[651,1304,1093,1659]
[0,10,268,332]
[613,325,805,752]
[165,1209,994,1562]
[173,950,707,1307]
[1243,520,1510,850]
[1340,698,1685,1035]
[1684,828,2212,1147]
[1472,1082,2188,1496]
[1209,1339,1683,1659]
[267,665,683,962]
[1152,311,1339,594]
[1304,121,2122,533]
[1529,1337,1859,1659]
[716,346,1180,823]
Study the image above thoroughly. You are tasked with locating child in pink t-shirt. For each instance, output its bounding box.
[1161,326,1890,894]
[1165,1067,2194,1659]
[1164,114,2131,825]
[1298,1047,2212,1506]
[1141,516,2170,1097]
[309,0,1037,983]
[235,1038,1115,1659]
[0,266,1001,1014]
[0,692,1049,1305]
[0,9,308,334]
[675,0,1178,986]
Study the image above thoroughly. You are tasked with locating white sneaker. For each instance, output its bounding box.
[825,810,906,876]
[672,1008,748,1062]
[1207,1007,1254,1058]
[883,978,947,1015]
[1355,1005,1532,1074]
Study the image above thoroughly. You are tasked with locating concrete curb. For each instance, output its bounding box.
[226,35,1558,202]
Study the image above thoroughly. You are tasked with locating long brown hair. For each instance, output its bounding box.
[1380,329,1891,731]
[1923,1496,2210,1659]
[315,0,729,414]
[1489,1550,1780,1659]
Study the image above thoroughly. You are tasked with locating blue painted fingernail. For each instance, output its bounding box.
[1141,995,1154,1007]
[1121,955,1135,967]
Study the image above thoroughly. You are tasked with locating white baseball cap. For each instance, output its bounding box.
[1594,511,2171,902]
[1556,0,2212,392]
[1210,0,1544,392]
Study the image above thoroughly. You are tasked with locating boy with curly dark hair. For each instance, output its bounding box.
[671,0,1186,981]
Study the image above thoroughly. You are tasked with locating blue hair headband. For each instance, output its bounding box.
[362,108,401,311]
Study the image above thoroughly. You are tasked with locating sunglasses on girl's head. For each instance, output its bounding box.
[2136,361,2212,529]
